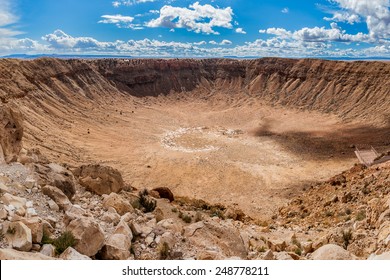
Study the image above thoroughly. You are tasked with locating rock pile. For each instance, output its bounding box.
[0,146,389,260]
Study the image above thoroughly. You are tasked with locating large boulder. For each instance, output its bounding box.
[152,187,174,202]
[20,217,45,244]
[73,164,124,195]
[34,163,76,200]
[42,185,71,210]
[310,244,357,260]
[103,193,133,215]
[0,193,27,214]
[186,219,247,259]
[101,234,131,260]
[0,104,23,163]
[66,217,105,257]
[4,221,32,252]
[0,248,55,260]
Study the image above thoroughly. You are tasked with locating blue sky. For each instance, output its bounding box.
[0,0,389,57]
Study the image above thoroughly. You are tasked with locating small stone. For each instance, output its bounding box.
[0,208,7,219]
[48,200,60,211]
[26,208,38,218]
[60,247,92,260]
[302,241,313,255]
[275,252,294,260]
[145,233,155,246]
[25,178,37,189]
[31,244,41,251]
[46,216,57,227]
[15,207,26,217]
[26,201,33,208]
[262,250,274,260]
[0,183,10,193]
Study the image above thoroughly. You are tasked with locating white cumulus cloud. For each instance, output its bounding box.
[2,29,390,58]
[260,24,370,43]
[112,0,157,7]
[0,0,22,38]
[146,2,234,35]
[99,15,134,24]
[327,0,390,40]
[235,28,246,34]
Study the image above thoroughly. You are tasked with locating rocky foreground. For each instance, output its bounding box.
[0,104,389,260]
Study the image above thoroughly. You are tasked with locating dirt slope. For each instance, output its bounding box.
[1,58,389,122]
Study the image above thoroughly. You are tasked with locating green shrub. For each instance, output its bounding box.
[6,227,16,235]
[195,212,202,222]
[159,242,170,260]
[139,189,156,213]
[53,231,76,255]
[258,246,266,253]
[210,208,225,219]
[178,211,192,223]
[325,210,333,217]
[41,230,53,245]
[356,210,366,221]
[294,248,302,256]
[342,229,353,249]
[291,237,302,249]
[182,214,192,224]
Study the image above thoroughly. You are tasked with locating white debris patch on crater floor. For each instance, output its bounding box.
[161,127,242,153]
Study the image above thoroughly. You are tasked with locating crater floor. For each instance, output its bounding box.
[23,94,386,219]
